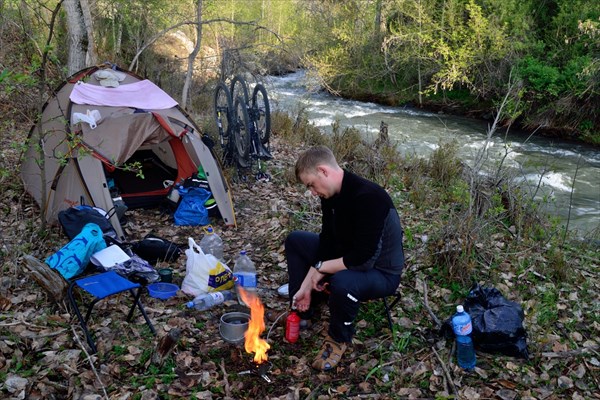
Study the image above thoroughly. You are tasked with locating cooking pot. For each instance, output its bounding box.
[219,312,250,344]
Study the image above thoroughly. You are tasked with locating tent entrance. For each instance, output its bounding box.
[108,149,176,209]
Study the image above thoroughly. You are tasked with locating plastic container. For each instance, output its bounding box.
[233,250,257,306]
[158,268,173,283]
[199,226,224,262]
[186,290,234,311]
[452,305,477,370]
[285,311,300,343]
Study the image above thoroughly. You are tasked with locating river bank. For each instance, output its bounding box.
[313,78,598,147]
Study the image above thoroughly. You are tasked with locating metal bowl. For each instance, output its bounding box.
[219,312,250,345]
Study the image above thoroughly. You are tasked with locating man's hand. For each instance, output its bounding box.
[293,286,311,312]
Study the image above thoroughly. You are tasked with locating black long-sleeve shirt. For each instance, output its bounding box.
[317,170,404,275]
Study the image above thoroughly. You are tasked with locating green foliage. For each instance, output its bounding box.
[536,283,559,327]
[517,56,563,98]
[543,248,569,283]
[296,0,599,143]
[428,140,463,188]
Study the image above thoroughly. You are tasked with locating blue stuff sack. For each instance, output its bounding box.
[45,223,107,279]
[174,187,211,226]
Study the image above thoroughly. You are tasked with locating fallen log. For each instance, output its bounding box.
[23,255,68,302]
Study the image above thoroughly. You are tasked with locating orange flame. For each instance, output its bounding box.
[238,287,270,363]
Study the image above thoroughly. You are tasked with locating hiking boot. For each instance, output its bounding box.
[312,335,348,371]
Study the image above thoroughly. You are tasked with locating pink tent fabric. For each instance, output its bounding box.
[70,80,178,110]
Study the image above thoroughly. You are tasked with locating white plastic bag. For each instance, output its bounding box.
[181,237,234,297]
[73,109,101,129]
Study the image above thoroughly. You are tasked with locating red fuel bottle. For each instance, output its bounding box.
[285,311,300,343]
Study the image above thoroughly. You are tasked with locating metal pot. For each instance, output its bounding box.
[219,312,250,344]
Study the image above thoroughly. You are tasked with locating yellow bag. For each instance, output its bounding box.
[181,237,234,296]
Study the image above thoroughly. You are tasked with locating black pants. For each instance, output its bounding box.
[285,231,401,343]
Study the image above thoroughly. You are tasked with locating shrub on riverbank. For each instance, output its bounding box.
[271,110,581,286]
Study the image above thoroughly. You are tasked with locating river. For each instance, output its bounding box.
[262,71,600,235]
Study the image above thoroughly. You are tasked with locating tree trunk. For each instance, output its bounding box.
[79,0,97,66]
[63,0,86,75]
[181,0,203,109]
[374,0,382,40]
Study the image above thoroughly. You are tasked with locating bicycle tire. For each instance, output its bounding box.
[213,82,233,147]
[233,95,251,166]
[252,83,271,145]
[230,75,250,108]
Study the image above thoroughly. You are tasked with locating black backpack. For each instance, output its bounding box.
[58,206,117,240]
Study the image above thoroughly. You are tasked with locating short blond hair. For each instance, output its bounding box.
[294,146,338,181]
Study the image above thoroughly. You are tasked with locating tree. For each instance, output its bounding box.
[63,0,87,74]
[181,0,203,108]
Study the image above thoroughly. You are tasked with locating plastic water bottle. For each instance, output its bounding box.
[199,226,224,262]
[186,290,234,311]
[452,305,476,370]
[233,250,257,306]
[286,310,300,343]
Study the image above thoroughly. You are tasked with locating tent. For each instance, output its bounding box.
[21,66,236,240]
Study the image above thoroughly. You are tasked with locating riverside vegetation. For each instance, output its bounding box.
[0,107,599,399]
[1,1,599,145]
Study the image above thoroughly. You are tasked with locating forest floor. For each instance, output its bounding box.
[1,123,599,399]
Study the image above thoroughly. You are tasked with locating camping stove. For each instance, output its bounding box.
[238,360,273,383]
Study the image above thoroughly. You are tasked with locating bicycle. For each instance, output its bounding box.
[213,81,235,166]
[213,75,272,180]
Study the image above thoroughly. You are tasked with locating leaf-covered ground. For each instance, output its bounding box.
[1,129,599,399]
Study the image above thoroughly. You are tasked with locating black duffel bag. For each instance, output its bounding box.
[130,234,182,265]
[441,283,529,359]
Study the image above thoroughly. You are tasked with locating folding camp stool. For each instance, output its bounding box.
[381,291,402,331]
[67,270,156,354]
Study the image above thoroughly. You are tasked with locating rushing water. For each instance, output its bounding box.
[262,70,600,234]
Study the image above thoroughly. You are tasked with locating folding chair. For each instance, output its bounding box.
[67,270,156,354]
[381,291,402,331]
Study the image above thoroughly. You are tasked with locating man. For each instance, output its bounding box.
[285,145,405,371]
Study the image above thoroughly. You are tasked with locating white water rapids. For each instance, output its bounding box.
[262,71,600,235]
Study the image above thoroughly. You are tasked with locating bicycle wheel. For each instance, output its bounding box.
[252,83,271,145]
[230,75,250,108]
[233,95,251,166]
[213,82,235,164]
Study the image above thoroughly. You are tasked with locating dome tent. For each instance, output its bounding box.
[21,65,236,240]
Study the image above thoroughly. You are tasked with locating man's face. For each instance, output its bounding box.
[299,167,334,199]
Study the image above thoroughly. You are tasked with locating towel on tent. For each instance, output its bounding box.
[69,80,178,109]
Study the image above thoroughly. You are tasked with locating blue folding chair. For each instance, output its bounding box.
[67,270,156,354]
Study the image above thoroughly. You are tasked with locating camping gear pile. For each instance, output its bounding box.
[21,64,236,240]
[21,63,242,354]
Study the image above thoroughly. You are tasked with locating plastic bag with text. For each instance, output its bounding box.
[181,237,234,297]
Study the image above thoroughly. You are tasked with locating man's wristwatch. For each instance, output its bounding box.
[314,261,323,271]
